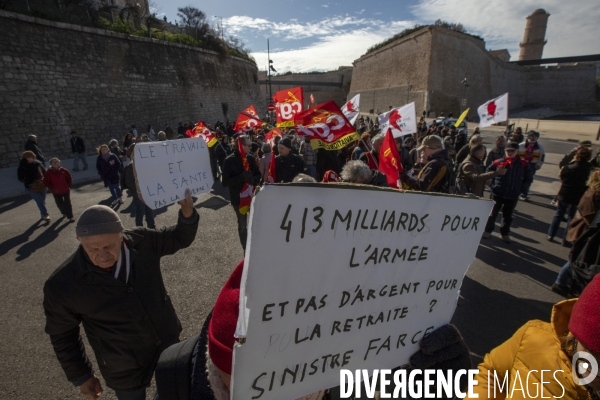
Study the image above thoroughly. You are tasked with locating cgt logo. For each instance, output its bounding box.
[573,351,599,386]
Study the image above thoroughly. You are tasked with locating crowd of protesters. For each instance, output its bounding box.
[9,112,599,400]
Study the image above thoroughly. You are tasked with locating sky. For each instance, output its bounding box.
[153,0,600,73]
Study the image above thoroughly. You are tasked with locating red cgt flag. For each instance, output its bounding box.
[266,150,277,184]
[243,105,260,118]
[264,127,282,146]
[273,87,304,128]
[294,100,359,151]
[378,128,404,188]
[186,121,217,147]
[237,137,253,215]
[234,109,264,133]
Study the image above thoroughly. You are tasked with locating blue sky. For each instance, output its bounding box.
[153,0,600,73]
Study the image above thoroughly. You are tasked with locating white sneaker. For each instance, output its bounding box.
[501,235,512,243]
[111,199,118,206]
[482,232,491,239]
[550,199,557,205]
[118,197,124,204]
[519,196,528,202]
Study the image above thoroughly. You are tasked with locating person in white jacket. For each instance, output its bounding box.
[517,131,545,201]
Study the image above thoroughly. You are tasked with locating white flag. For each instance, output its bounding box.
[477,93,509,128]
[341,94,360,125]
[378,102,417,138]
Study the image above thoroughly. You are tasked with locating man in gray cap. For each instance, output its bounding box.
[43,189,199,400]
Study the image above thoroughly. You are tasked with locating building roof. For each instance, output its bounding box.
[530,8,549,16]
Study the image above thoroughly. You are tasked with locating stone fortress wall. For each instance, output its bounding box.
[0,10,263,168]
[258,68,352,109]
[348,26,597,118]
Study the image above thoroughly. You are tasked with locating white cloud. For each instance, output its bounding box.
[322,4,329,8]
[411,0,600,59]
[250,20,416,72]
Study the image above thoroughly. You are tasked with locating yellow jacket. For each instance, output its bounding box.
[468,300,590,400]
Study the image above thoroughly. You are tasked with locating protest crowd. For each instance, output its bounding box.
[23,89,600,400]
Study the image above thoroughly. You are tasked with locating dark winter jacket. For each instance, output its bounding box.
[70,136,85,154]
[221,151,261,206]
[369,170,390,187]
[215,141,232,164]
[43,210,199,390]
[403,149,451,193]
[485,146,505,167]
[96,153,122,186]
[486,155,533,200]
[24,139,45,165]
[455,145,471,166]
[558,160,592,205]
[17,159,46,189]
[316,148,340,181]
[120,163,137,192]
[44,167,72,195]
[275,153,305,183]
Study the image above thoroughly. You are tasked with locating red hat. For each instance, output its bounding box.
[322,170,340,183]
[208,260,244,375]
[569,274,600,356]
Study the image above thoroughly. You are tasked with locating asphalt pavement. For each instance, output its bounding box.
[0,140,575,399]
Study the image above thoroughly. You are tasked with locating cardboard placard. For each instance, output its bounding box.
[133,139,214,210]
[231,184,494,399]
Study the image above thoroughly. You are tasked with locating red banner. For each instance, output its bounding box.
[273,87,304,128]
[186,121,217,147]
[237,137,253,215]
[234,111,264,133]
[378,128,403,188]
[293,101,359,151]
[264,127,282,146]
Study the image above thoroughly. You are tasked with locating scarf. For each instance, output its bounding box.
[524,142,536,161]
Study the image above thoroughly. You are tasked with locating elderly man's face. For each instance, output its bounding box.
[373,140,383,152]
[78,232,123,269]
[420,146,437,163]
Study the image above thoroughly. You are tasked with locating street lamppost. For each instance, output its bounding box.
[461,78,469,113]
[267,39,277,108]
[213,16,223,41]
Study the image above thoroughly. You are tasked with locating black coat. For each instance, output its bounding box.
[221,151,260,206]
[275,153,305,183]
[558,160,593,205]
[43,211,199,390]
[17,159,46,188]
[316,148,340,181]
[215,141,232,164]
[24,139,45,164]
[71,136,86,153]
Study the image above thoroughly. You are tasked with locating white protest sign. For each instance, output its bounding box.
[133,138,214,210]
[231,185,493,399]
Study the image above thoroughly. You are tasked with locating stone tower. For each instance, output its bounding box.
[518,9,550,61]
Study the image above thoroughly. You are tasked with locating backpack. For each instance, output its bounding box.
[437,159,456,194]
[568,210,600,297]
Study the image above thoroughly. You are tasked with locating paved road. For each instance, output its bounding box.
[0,160,572,398]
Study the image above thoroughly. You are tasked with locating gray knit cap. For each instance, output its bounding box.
[76,205,124,237]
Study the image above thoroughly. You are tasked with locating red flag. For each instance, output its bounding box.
[273,87,304,128]
[264,127,282,146]
[237,137,253,215]
[188,121,218,147]
[234,110,264,133]
[243,105,260,118]
[294,100,359,151]
[378,128,403,188]
[266,152,277,184]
